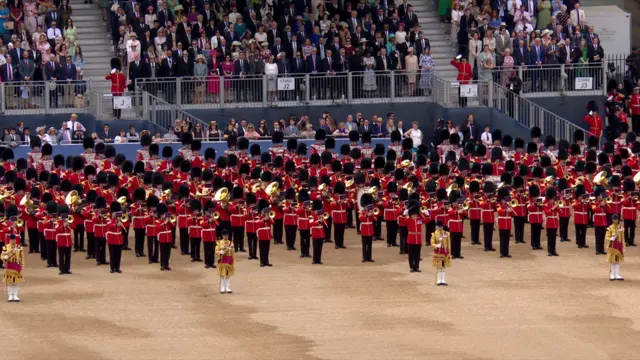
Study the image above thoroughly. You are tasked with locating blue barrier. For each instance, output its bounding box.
[12,138,391,161]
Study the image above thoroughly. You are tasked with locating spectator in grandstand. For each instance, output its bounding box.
[404,121,424,149]
[257,119,270,137]
[192,122,205,140]
[126,125,139,141]
[245,124,261,140]
[115,129,127,143]
[481,125,492,146]
[207,121,222,141]
[223,123,237,140]
[284,118,300,137]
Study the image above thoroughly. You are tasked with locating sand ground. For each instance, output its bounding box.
[2,225,640,360]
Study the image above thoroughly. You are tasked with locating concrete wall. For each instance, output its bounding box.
[0,114,166,136]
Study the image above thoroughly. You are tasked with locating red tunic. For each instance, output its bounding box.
[528,203,544,224]
[447,208,465,233]
[106,221,124,245]
[593,206,608,227]
[621,199,639,221]
[497,207,512,230]
[56,221,73,247]
[359,212,376,236]
[106,72,126,95]
[451,59,472,84]
[544,205,559,229]
[406,216,425,245]
[584,113,603,138]
[573,202,589,224]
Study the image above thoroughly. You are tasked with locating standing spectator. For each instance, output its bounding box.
[73,46,85,79]
[419,47,434,96]
[45,53,61,107]
[207,121,221,140]
[64,18,76,41]
[345,115,358,132]
[481,126,493,146]
[105,67,125,119]
[362,49,377,94]
[0,55,17,108]
[506,72,522,117]
[570,2,585,28]
[100,124,113,143]
[477,45,495,83]
[223,123,237,140]
[265,55,278,102]
[60,56,77,107]
[221,54,234,103]
[404,121,424,149]
[385,119,396,135]
[371,117,387,137]
[405,47,418,96]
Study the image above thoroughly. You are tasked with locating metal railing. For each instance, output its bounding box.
[0,80,91,114]
[491,83,594,140]
[140,91,207,131]
[134,71,436,110]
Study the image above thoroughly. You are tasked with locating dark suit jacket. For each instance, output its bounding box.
[370,123,387,137]
[233,59,251,75]
[159,58,177,77]
[322,57,342,72]
[129,60,149,88]
[276,59,291,75]
[403,13,419,28]
[157,9,174,26]
[59,63,77,81]
[0,64,18,82]
[305,55,323,73]
[375,55,393,71]
[513,46,530,65]
[529,45,546,64]
[359,125,372,134]
[271,44,286,57]
[291,57,306,74]
[44,61,61,80]
[8,48,22,65]
[463,124,480,142]
[587,44,604,63]
[414,38,430,56]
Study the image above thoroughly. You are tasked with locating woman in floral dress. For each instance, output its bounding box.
[419,47,435,95]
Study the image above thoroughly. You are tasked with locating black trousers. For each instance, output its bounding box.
[408,244,421,270]
[530,223,542,249]
[324,217,333,242]
[334,223,346,247]
[470,219,481,244]
[134,229,145,255]
[312,238,324,263]
[58,246,71,273]
[285,225,297,249]
[232,226,245,251]
[299,230,310,257]
[74,225,85,250]
[190,238,202,261]
[399,227,408,253]
[86,232,95,258]
[203,241,215,267]
[247,233,258,259]
[96,237,107,264]
[624,219,636,245]
[179,228,189,254]
[458,87,467,107]
[482,223,494,250]
[147,236,159,262]
[595,226,606,253]
[259,240,271,265]
[386,221,398,246]
[20,230,26,246]
[108,244,122,271]
[160,242,172,268]
[273,219,284,243]
[356,213,361,233]
[499,229,510,256]
[451,232,462,257]
[28,228,39,252]
[361,236,373,261]
[39,232,47,260]
[347,207,354,227]
[559,217,570,241]
[374,218,382,239]
[575,224,587,247]
[513,217,525,243]
[546,228,557,254]
[633,114,640,134]
[425,221,436,246]
[171,228,176,247]
[46,240,57,266]
[217,220,231,240]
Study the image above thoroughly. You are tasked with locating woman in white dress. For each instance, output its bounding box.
[403,121,423,150]
[264,56,278,102]
[362,49,377,93]
[395,23,408,56]
[450,4,464,45]
[468,32,482,71]
[254,25,267,43]
[405,47,418,96]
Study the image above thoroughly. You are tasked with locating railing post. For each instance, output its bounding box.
[602,60,607,96]
[390,71,395,103]
[539,107,545,135]
[96,92,103,118]
[44,83,51,113]
[347,72,353,104]
[219,76,225,108]
[175,78,182,107]
[488,80,494,107]
[262,75,268,107]
[305,74,310,103]
[514,93,519,122]
[0,83,5,113]
[560,64,566,91]
[142,92,149,121]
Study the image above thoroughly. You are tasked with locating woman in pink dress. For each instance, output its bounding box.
[501,48,515,87]
[221,54,234,103]
[207,52,221,103]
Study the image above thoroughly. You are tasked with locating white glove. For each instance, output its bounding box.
[219,251,225,255]
[435,243,442,249]
[111,68,116,74]
[403,210,408,216]
[589,111,593,115]
[610,236,617,241]
[3,255,8,260]
[455,55,462,60]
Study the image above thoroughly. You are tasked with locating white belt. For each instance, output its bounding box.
[574,212,587,215]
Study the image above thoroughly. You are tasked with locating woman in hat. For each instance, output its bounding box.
[403,46,418,94]
[2,231,25,302]
[222,54,234,103]
[144,5,156,27]
[265,55,278,102]
[193,54,208,104]
[362,49,377,93]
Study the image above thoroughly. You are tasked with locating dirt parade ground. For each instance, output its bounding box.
[2,224,640,360]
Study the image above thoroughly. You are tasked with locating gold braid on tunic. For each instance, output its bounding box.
[431,229,452,269]
[605,223,625,263]
[215,239,235,277]
[2,243,25,284]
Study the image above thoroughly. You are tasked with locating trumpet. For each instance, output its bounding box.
[268,210,277,219]
[67,215,74,224]
[510,199,519,207]
[462,198,471,211]
[372,208,380,216]
[16,218,24,228]
[212,211,221,220]
[322,212,330,220]
[120,213,129,223]
[169,215,177,224]
[606,196,613,204]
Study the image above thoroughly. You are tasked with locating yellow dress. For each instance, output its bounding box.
[431,229,452,269]
[2,243,25,284]
[216,239,235,276]
[605,224,625,263]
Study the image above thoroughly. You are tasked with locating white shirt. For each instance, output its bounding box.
[264,63,278,76]
[66,120,87,132]
[507,0,522,15]
[408,129,422,148]
[481,132,492,146]
[47,27,62,40]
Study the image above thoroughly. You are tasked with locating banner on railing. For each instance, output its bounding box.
[460,84,478,98]
[574,78,593,90]
[277,78,296,91]
[114,96,132,109]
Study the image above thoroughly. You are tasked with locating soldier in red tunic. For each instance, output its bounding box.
[106,202,125,273]
[156,203,174,271]
[105,66,126,119]
[480,180,497,252]
[527,185,544,250]
[130,188,147,257]
[282,188,298,251]
[201,200,218,268]
[406,199,426,273]
[296,190,312,258]
[620,179,639,247]
[310,199,326,265]
[256,199,275,267]
[450,55,472,107]
[447,192,466,259]
[572,187,590,249]
[56,204,74,275]
[359,193,376,263]
[496,188,514,258]
[145,196,160,263]
[544,188,560,256]
[43,200,59,268]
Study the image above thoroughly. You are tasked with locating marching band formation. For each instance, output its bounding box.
[1,121,637,301]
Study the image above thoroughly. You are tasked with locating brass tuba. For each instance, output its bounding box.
[65,190,80,206]
[214,188,229,202]
[594,171,608,186]
[265,182,280,198]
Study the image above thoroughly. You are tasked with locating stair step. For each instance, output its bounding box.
[71,14,106,21]
[76,38,113,46]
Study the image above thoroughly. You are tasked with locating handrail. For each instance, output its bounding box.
[491,82,595,140]
[141,91,207,131]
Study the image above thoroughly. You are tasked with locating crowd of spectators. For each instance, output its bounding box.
[445,0,606,91]
[0,0,87,109]
[111,0,438,102]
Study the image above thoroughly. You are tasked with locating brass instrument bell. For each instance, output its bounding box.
[268,210,277,219]
[16,218,24,228]
[403,182,414,192]
[322,212,330,220]
[344,177,354,188]
[214,188,229,202]
[117,196,127,205]
[266,182,280,197]
[318,183,328,192]
[120,214,129,222]
[20,194,33,208]
[634,171,640,184]
[65,190,80,206]
[212,211,221,220]
[67,215,75,224]
[594,171,608,186]
[372,208,380,216]
[169,215,177,223]
[400,159,411,168]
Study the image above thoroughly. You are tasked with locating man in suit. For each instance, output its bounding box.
[284,118,300,137]
[348,10,359,34]
[403,5,419,28]
[570,3,585,28]
[45,4,62,29]
[3,128,22,146]
[415,32,430,56]
[290,51,306,100]
[101,125,114,143]
[271,37,285,58]
[237,119,248,137]
[321,49,342,99]
[159,49,177,102]
[370,117,387,138]
[157,2,174,27]
[359,119,371,134]
[495,26,513,65]
[375,47,392,97]
[588,37,604,89]
[18,50,35,82]
[585,25,599,43]
[128,53,148,93]
[216,38,231,63]
[463,115,479,142]
[44,54,61,107]
[513,39,530,65]
[306,47,323,99]
[1,56,18,108]
[59,56,77,107]
[529,38,545,91]
[234,51,251,102]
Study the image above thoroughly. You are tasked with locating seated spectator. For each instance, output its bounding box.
[300,124,315,138]
[284,118,299,137]
[257,119,270,137]
[481,125,492,145]
[245,124,261,140]
[193,122,205,140]
[3,128,22,147]
[47,127,58,145]
[223,123,237,140]
[152,130,163,143]
[163,128,179,142]
[333,122,348,136]
[207,121,222,141]
[126,125,139,141]
[115,129,128,143]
